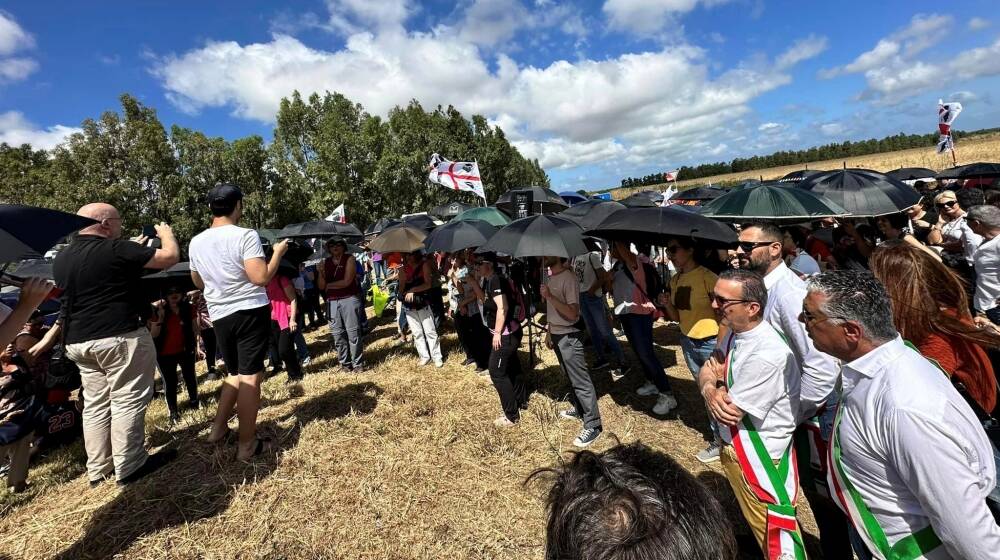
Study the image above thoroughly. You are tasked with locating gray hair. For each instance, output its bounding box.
[806,270,897,343]
[718,268,767,317]
[967,205,1000,229]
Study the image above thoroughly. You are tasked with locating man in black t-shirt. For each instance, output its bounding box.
[53,203,180,487]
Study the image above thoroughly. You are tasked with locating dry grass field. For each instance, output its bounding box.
[611,132,1000,198]
[0,308,823,559]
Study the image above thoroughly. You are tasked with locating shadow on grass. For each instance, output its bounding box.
[52,382,382,560]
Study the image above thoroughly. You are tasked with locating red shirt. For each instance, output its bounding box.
[805,236,833,262]
[918,331,997,414]
[161,313,185,356]
[324,254,358,300]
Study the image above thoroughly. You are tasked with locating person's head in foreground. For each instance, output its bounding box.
[208,183,244,221]
[802,270,897,362]
[532,442,737,560]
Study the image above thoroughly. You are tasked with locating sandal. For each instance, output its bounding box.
[238,438,269,461]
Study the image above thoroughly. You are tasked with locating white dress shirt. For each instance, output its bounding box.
[835,336,1000,559]
[763,261,840,420]
[721,322,800,459]
[973,234,1000,313]
[941,214,984,265]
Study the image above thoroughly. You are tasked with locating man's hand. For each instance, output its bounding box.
[703,385,742,426]
[273,239,290,257]
[17,277,55,311]
[404,292,414,303]
[153,222,174,239]
[539,284,550,300]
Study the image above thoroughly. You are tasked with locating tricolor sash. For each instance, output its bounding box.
[826,342,942,560]
[726,336,807,560]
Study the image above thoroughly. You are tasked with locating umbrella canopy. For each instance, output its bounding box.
[559,199,627,230]
[799,168,921,217]
[495,187,569,216]
[886,167,937,181]
[558,191,589,206]
[936,162,1000,180]
[451,207,512,227]
[620,194,658,208]
[730,179,762,192]
[778,169,825,183]
[477,215,587,259]
[142,261,197,297]
[0,205,98,263]
[369,224,428,254]
[8,259,54,280]
[699,182,848,221]
[429,201,476,220]
[365,218,400,236]
[588,206,737,247]
[400,214,439,232]
[277,220,363,242]
[424,219,497,253]
[143,261,192,281]
[672,185,727,202]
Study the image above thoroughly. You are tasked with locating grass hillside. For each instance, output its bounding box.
[0,310,822,559]
[610,132,1000,199]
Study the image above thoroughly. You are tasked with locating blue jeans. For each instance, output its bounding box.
[680,334,717,438]
[294,329,309,362]
[372,260,387,284]
[619,313,672,393]
[580,292,626,366]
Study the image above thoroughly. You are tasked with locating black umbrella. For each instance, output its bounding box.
[620,193,661,208]
[495,187,569,216]
[672,185,727,201]
[401,214,438,232]
[143,261,192,281]
[365,218,400,236]
[0,205,98,263]
[559,199,627,231]
[477,215,587,258]
[8,259,54,280]
[699,182,848,221]
[936,162,1000,180]
[277,220,363,242]
[886,167,937,181]
[778,169,825,183]
[142,261,197,297]
[799,168,921,217]
[429,201,476,220]
[424,219,497,253]
[588,206,737,247]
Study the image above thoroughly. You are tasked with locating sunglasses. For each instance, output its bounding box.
[936,200,957,209]
[710,293,752,307]
[736,240,775,253]
[798,307,843,325]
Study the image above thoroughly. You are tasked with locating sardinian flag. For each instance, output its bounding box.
[428,153,487,201]
[660,185,677,206]
[937,99,963,154]
[325,203,346,223]
[663,168,680,182]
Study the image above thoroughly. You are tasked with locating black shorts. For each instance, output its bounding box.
[213,304,271,376]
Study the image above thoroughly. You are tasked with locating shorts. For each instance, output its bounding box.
[213,304,271,376]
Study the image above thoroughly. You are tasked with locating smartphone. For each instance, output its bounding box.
[142,224,158,239]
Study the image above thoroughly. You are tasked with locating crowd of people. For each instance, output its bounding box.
[1,178,1000,559]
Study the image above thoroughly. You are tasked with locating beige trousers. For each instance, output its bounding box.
[0,431,33,490]
[66,327,155,481]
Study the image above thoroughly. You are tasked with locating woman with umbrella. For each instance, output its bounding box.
[149,286,202,424]
[400,251,443,368]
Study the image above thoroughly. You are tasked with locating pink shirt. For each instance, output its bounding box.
[629,262,655,316]
[266,276,294,330]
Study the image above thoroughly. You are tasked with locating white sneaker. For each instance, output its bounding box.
[434,361,444,368]
[635,381,659,397]
[418,358,430,367]
[652,393,678,415]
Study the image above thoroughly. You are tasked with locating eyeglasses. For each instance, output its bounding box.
[936,200,957,209]
[736,240,775,253]
[798,308,843,325]
[710,293,752,307]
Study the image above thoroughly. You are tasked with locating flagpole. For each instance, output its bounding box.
[950,135,958,166]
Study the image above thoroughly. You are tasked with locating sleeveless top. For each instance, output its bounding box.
[324,254,358,299]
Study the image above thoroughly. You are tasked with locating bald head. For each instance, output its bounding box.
[78,203,122,239]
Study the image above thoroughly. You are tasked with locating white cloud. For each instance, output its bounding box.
[949,90,978,103]
[154,3,809,172]
[968,17,990,31]
[0,111,80,150]
[758,122,785,133]
[819,122,845,136]
[775,34,828,70]
[602,0,728,35]
[325,0,412,35]
[0,12,36,83]
[456,0,530,46]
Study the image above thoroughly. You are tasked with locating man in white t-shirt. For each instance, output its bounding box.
[571,249,626,374]
[698,269,804,558]
[190,184,287,461]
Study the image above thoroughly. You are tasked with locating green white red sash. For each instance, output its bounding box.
[826,342,942,559]
[725,334,806,560]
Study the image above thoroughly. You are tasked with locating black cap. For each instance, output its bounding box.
[207,183,243,206]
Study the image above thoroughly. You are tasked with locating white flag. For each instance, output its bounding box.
[663,168,680,182]
[936,99,962,154]
[660,185,677,206]
[428,153,486,201]
[325,203,346,223]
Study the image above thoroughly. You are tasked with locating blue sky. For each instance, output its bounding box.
[0,0,998,192]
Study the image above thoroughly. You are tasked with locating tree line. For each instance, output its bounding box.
[0,92,548,250]
[618,128,1000,188]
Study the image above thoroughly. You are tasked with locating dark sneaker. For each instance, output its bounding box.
[559,408,581,421]
[168,413,181,425]
[573,427,602,447]
[462,358,476,366]
[116,449,178,486]
[88,472,114,488]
